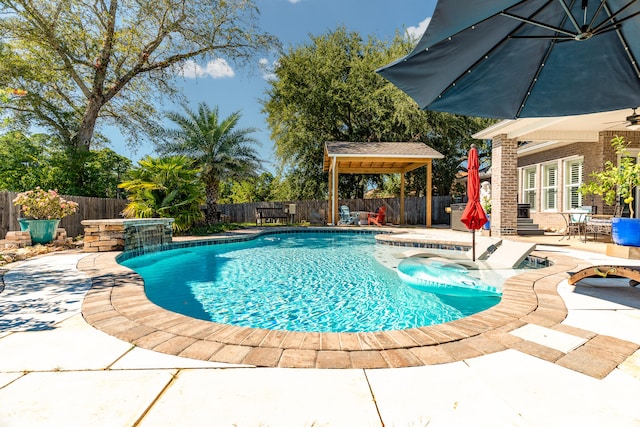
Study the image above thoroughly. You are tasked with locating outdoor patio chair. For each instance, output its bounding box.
[584,204,622,242]
[338,205,357,225]
[368,206,386,226]
[567,206,592,240]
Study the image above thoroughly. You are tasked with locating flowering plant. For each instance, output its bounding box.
[481,197,492,214]
[13,187,79,220]
[480,181,492,214]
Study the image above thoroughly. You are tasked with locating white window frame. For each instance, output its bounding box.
[564,157,583,210]
[522,166,537,212]
[542,162,558,211]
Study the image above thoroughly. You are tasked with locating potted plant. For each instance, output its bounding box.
[12,187,79,244]
[480,181,492,230]
[580,135,640,246]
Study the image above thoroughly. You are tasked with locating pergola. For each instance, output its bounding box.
[323,141,444,226]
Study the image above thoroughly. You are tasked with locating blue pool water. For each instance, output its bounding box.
[120,232,501,333]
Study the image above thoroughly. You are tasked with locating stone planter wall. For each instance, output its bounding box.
[82,218,174,252]
[3,231,32,248]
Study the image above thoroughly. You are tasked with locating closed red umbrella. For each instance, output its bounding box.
[460,144,488,261]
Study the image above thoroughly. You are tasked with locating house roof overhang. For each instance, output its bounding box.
[473,108,635,142]
[473,108,637,156]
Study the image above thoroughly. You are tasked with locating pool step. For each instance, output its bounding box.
[517,218,545,236]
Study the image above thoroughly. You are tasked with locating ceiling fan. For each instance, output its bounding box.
[627,108,640,130]
[604,108,640,130]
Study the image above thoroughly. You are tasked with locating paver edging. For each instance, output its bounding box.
[79,247,585,369]
[0,268,7,294]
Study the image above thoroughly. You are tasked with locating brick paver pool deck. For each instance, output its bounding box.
[79,230,639,378]
[3,228,640,426]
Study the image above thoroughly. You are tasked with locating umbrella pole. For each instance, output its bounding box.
[472,230,476,261]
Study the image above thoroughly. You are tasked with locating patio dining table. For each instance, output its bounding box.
[558,211,589,241]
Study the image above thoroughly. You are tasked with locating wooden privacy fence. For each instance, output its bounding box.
[218,195,451,225]
[1,191,452,240]
[0,191,128,240]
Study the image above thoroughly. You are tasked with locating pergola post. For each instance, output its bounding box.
[333,162,339,225]
[327,157,334,225]
[400,173,405,224]
[323,142,443,228]
[426,160,433,227]
[327,157,338,225]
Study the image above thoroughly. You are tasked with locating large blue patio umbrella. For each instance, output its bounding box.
[377,0,640,119]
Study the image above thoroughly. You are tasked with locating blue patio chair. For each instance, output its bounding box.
[338,205,357,225]
[568,206,592,240]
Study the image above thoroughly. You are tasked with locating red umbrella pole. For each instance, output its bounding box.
[472,229,476,261]
[460,144,488,262]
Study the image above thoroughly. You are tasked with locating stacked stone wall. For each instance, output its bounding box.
[82,221,125,252]
[81,219,174,252]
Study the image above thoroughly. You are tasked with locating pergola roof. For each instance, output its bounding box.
[323,141,444,174]
[323,141,444,227]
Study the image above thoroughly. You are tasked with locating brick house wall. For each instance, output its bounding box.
[515,130,640,232]
[492,134,518,236]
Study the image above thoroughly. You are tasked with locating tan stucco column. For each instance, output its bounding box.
[492,134,518,236]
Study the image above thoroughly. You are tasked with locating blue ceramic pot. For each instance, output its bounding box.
[483,214,491,230]
[611,217,640,247]
[18,218,60,244]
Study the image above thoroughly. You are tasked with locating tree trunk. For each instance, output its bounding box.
[73,97,103,150]
[67,97,102,192]
[204,177,220,225]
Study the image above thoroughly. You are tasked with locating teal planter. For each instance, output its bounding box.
[611,217,640,247]
[18,218,60,244]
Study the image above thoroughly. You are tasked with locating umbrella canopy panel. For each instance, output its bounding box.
[378,0,640,119]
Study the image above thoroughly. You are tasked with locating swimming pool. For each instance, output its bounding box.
[120,231,502,333]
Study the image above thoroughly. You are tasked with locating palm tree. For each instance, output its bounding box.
[158,103,262,224]
[118,156,205,232]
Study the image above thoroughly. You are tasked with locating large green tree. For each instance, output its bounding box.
[47,147,132,198]
[219,172,276,204]
[157,102,261,224]
[0,130,131,196]
[0,131,51,191]
[0,0,278,187]
[263,27,493,199]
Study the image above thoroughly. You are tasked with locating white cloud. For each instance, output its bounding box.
[259,57,277,81]
[406,17,431,41]
[288,0,302,3]
[206,58,235,78]
[179,58,235,79]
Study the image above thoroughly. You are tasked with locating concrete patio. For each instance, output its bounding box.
[1,229,640,426]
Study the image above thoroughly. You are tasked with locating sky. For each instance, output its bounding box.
[109,0,438,172]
